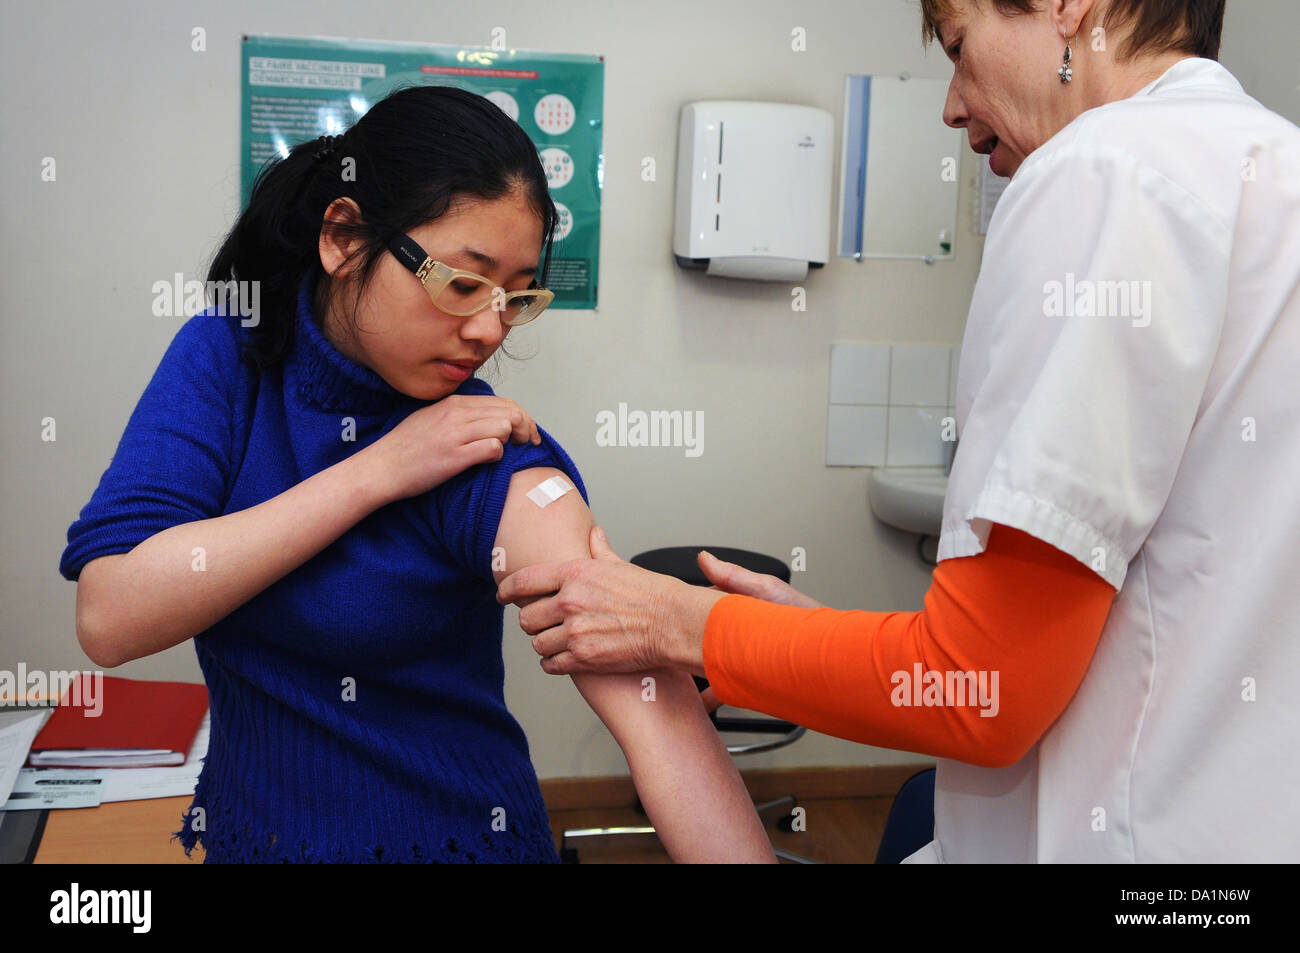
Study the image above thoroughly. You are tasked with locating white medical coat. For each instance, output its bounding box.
[906,57,1300,862]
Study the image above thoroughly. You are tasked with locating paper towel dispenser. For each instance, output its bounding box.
[673,100,834,282]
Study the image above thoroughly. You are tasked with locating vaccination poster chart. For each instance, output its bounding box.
[240,35,604,309]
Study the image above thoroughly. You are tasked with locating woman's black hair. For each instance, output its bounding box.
[207,84,558,372]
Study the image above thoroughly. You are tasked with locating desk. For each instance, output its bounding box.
[33,796,203,864]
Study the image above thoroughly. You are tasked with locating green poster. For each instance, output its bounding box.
[240,34,603,309]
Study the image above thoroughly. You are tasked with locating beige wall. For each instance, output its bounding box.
[2,0,1296,779]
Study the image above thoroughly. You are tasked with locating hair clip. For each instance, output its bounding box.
[312,134,340,161]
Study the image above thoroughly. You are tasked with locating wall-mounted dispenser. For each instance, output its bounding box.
[673,101,834,282]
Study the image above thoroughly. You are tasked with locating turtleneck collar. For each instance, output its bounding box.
[285,275,424,415]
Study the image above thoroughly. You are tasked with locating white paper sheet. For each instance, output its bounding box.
[0,709,209,808]
[100,709,209,803]
[1,768,106,810]
[0,709,52,805]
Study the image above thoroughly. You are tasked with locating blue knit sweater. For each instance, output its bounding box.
[59,277,589,863]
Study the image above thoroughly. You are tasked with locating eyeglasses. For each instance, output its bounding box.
[384,231,554,327]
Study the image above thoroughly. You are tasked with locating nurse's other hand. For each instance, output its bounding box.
[696,550,824,609]
[500,526,724,675]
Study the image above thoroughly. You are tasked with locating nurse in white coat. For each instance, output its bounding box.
[499,0,1300,862]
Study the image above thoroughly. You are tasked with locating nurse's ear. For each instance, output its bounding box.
[1048,0,1098,41]
[318,197,369,280]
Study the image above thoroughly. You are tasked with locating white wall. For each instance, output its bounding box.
[3,0,1296,779]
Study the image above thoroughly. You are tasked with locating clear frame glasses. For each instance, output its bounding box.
[384,232,555,327]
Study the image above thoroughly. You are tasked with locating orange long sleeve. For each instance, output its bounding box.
[701,524,1118,768]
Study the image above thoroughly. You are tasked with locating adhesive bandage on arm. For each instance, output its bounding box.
[525,475,575,509]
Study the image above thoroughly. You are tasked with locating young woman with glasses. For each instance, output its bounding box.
[59,84,774,863]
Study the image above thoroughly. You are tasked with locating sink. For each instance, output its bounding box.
[868,466,949,536]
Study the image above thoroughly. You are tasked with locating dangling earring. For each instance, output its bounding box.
[1058,34,1074,83]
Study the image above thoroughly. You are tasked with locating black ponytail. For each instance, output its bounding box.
[207,84,558,372]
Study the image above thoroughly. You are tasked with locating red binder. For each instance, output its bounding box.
[28,674,208,768]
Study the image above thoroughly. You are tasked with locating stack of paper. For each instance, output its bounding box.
[0,709,53,806]
[28,675,207,769]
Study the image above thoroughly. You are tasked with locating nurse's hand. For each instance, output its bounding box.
[499,526,726,676]
[696,550,824,610]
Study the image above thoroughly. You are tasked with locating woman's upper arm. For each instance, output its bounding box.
[59,314,241,582]
[491,467,595,585]
[491,467,699,743]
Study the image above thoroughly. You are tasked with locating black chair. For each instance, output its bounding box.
[559,546,817,863]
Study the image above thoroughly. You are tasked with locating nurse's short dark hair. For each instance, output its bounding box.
[920,0,1225,62]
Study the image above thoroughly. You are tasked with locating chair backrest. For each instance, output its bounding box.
[630,547,791,586]
[631,546,801,755]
